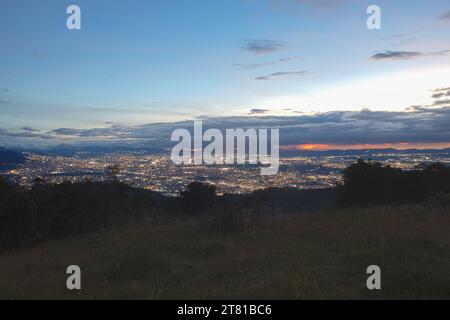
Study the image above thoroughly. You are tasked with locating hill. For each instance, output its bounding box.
[1,160,449,299]
[0,202,448,299]
[0,147,26,169]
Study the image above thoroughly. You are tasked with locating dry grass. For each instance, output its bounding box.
[0,204,449,299]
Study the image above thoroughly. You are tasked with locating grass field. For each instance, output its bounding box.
[0,204,449,299]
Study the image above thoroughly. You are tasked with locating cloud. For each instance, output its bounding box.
[21,127,40,132]
[249,108,270,115]
[433,87,450,92]
[0,100,9,104]
[428,87,450,106]
[255,71,309,80]
[370,50,422,60]
[63,106,450,146]
[233,63,272,70]
[240,39,284,54]
[0,128,54,140]
[432,91,450,99]
[3,86,450,150]
[3,106,450,150]
[433,99,450,106]
[439,10,450,20]
[371,50,450,60]
[50,124,133,139]
[233,56,301,70]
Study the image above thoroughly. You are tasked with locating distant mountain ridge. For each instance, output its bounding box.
[17,144,450,157]
[0,147,26,166]
[18,144,166,156]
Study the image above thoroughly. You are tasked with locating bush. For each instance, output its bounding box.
[0,181,162,250]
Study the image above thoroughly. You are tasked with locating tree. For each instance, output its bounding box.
[0,176,12,199]
[180,182,217,214]
[340,159,450,206]
[32,176,46,185]
[105,164,121,182]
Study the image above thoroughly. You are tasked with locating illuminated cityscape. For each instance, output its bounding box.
[2,151,450,196]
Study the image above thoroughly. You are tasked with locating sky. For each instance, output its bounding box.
[0,0,450,150]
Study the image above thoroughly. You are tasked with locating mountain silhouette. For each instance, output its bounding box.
[0,147,25,168]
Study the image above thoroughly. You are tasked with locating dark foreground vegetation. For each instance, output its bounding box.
[0,160,449,299]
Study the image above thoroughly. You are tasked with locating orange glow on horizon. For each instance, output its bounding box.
[295,144,331,150]
[281,143,450,151]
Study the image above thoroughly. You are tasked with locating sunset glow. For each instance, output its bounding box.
[282,143,450,151]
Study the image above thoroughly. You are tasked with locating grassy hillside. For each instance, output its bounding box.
[1,203,449,299]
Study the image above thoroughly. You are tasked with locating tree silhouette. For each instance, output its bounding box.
[340,159,450,206]
[0,176,12,199]
[32,176,46,185]
[105,164,121,182]
[180,182,217,214]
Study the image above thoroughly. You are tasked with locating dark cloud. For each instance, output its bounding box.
[5,105,447,147]
[240,39,284,54]
[4,87,450,149]
[249,108,270,115]
[21,127,39,132]
[0,128,54,140]
[432,93,445,99]
[0,100,9,104]
[433,99,450,106]
[50,128,87,136]
[371,50,450,60]
[429,87,450,106]
[50,124,134,139]
[370,50,422,60]
[255,71,309,80]
[432,91,450,99]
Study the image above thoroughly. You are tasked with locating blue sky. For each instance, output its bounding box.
[0,0,450,148]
